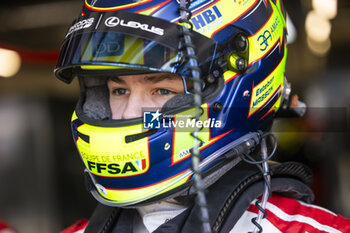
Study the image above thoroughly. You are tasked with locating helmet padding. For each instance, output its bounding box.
[79,76,112,120]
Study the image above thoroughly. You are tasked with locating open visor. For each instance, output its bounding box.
[55,10,218,83]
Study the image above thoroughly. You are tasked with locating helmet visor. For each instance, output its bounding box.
[57,31,178,75]
[55,11,217,83]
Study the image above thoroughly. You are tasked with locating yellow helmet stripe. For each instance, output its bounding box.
[85,0,153,11]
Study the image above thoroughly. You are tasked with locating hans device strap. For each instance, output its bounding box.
[84,204,120,233]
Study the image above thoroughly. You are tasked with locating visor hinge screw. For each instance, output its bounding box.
[164,143,171,151]
[236,58,247,72]
[213,102,223,112]
[235,33,248,53]
[206,74,216,84]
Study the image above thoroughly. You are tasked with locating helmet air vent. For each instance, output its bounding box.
[125,129,157,143]
[77,131,90,143]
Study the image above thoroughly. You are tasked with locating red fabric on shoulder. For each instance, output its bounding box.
[0,220,16,232]
[247,194,350,233]
[61,219,89,233]
[0,221,8,230]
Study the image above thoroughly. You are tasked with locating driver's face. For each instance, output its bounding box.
[107,73,184,119]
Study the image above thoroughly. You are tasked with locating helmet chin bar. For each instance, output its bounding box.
[84,132,263,207]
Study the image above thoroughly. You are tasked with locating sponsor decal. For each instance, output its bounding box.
[249,2,286,63]
[253,76,274,108]
[94,33,125,57]
[177,141,205,159]
[82,150,149,177]
[66,17,94,37]
[257,15,281,51]
[190,5,223,32]
[96,184,108,195]
[178,148,191,159]
[249,75,277,117]
[105,16,164,36]
[95,41,122,55]
[258,30,272,51]
[87,161,138,175]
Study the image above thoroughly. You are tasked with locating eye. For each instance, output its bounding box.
[157,89,174,95]
[113,88,129,96]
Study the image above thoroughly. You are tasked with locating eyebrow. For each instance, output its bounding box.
[109,74,180,84]
[110,76,125,84]
[144,74,180,83]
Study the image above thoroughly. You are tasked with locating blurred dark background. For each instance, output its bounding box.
[0,0,349,232]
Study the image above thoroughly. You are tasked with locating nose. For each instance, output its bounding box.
[121,93,144,119]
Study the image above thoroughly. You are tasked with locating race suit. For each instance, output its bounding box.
[61,195,350,233]
[61,162,350,233]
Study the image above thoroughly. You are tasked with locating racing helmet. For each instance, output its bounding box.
[55,0,288,207]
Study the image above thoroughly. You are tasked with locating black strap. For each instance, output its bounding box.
[84,204,120,233]
[110,209,134,233]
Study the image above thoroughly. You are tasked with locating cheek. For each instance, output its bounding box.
[151,95,175,108]
[109,97,126,120]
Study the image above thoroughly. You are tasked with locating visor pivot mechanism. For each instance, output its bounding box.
[206,58,227,84]
[213,102,223,112]
[234,33,248,53]
[229,54,247,72]
[206,74,216,84]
